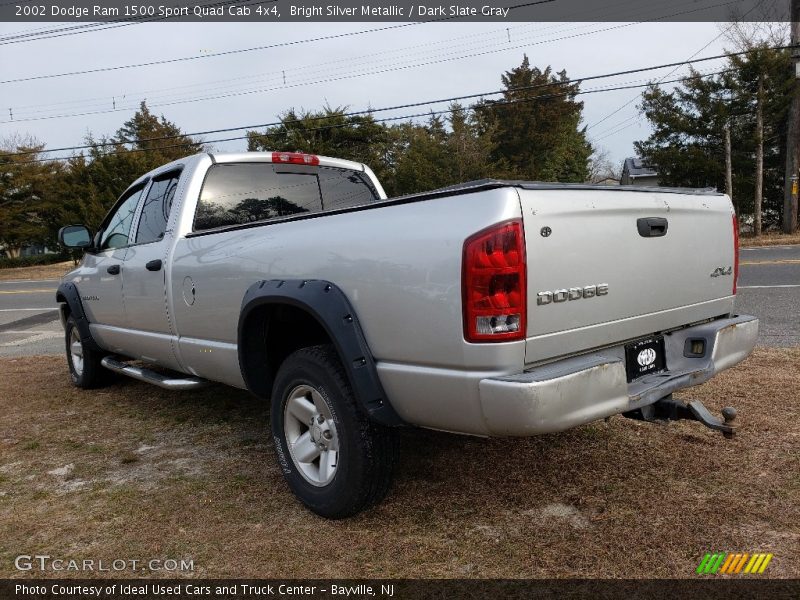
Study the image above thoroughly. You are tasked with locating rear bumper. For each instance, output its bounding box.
[478,314,758,436]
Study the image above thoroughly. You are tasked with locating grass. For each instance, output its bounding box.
[0,349,798,579]
[739,232,800,247]
[0,261,74,282]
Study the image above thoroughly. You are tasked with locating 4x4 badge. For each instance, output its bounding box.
[710,266,733,278]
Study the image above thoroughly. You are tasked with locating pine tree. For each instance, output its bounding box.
[0,136,68,254]
[246,105,392,186]
[636,47,792,228]
[447,102,494,183]
[69,102,205,230]
[477,55,593,182]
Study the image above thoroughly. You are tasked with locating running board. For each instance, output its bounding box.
[101,356,209,391]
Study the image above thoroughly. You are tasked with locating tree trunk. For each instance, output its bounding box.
[754,77,764,237]
[724,123,733,209]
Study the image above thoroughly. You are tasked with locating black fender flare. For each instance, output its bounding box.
[56,282,101,352]
[238,279,403,427]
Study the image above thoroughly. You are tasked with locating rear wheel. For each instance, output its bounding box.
[271,344,396,518]
[65,315,110,389]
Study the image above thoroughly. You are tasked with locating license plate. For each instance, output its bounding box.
[625,336,666,382]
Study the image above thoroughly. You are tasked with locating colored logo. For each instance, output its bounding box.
[696,552,773,575]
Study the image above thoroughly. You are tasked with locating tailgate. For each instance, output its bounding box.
[519,187,736,365]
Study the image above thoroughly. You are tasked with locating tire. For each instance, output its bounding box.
[65,315,111,389]
[271,344,396,519]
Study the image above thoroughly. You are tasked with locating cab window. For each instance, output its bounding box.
[135,171,181,244]
[100,185,145,250]
[195,164,314,231]
[194,163,378,232]
[317,167,378,210]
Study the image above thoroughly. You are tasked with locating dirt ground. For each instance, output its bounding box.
[1,348,798,579]
[0,261,74,282]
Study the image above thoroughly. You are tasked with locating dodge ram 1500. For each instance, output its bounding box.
[57,151,758,518]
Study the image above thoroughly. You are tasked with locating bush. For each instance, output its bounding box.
[0,253,70,269]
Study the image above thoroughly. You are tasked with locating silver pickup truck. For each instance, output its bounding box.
[57,151,758,518]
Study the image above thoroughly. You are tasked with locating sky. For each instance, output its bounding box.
[0,20,734,172]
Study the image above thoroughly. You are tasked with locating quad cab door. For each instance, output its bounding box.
[120,168,183,369]
[80,184,146,353]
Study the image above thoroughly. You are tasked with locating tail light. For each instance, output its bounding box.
[271,152,320,166]
[462,220,526,342]
[732,213,739,294]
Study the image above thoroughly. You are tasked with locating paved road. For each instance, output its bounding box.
[736,245,800,348]
[0,278,61,357]
[0,245,797,358]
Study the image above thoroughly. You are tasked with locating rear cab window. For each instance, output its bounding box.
[135,170,181,244]
[193,163,378,232]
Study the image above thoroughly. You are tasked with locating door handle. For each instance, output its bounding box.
[146,259,163,272]
[106,265,121,275]
[637,217,668,238]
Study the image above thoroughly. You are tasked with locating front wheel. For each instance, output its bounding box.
[271,345,396,519]
[65,315,111,389]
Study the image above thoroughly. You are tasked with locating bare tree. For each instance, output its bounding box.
[0,133,45,153]
[723,21,790,50]
[754,76,765,236]
[587,147,622,183]
[720,0,791,51]
[724,123,733,202]
[720,13,791,234]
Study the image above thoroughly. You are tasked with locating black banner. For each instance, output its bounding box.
[0,0,793,23]
[3,580,800,600]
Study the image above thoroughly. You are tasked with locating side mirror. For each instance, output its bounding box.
[58,225,92,249]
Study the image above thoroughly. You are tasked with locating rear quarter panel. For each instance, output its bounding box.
[169,186,527,393]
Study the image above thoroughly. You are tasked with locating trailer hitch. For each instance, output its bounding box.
[624,395,737,438]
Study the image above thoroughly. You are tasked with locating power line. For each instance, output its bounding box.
[2,21,648,123]
[1,1,745,124]
[0,0,742,86]
[5,65,739,164]
[0,0,555,84]
[592,114,642,139]
[1,0,631,46]
[4,20,613,116]
[0,0,275,45]
[5,52,746,156]
[593,118,645,142]
[0,21,613,118]
[1,17,162,44]
[586,0,765,133]
[1,22,118,42]
[587,34,729,133]
[0,0,251,42]
[11,72,731,167]
[0,23,422,84]
[589,65,726,139]
[0,0,657,109]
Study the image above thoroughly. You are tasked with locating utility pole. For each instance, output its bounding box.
[783,0,800,233]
